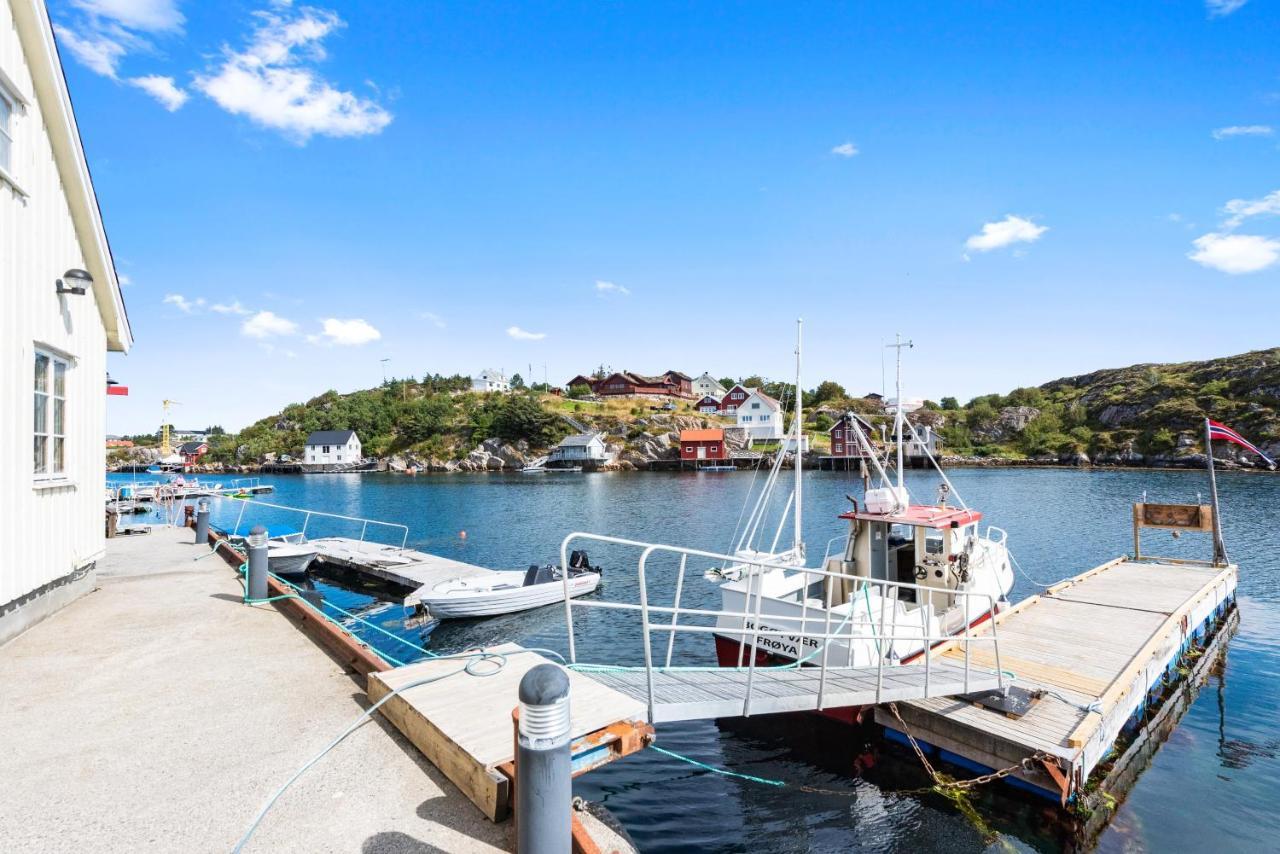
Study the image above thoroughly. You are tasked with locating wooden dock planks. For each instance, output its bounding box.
[308,537,496,592]
[367,644,646,821]
[877,558,1237,797]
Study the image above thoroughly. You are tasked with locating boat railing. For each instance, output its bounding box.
[985,526,1008,546]
[820,533,850,566]
[219,497,409,550]
[558,532,1003,723]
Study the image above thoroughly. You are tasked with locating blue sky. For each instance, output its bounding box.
[54,1,1278,434]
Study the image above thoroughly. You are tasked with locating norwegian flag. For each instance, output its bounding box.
[1208,420,1276,468]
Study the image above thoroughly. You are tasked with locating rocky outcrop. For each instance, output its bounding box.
[972,406,1040,443]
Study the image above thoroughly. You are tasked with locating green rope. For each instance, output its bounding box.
[649,745,785,786]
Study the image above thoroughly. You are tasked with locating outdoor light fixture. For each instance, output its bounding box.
[56,268,91,295]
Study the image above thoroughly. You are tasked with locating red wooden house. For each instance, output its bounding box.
[718,384,754,414]
[695,395,721,414]
[680,428,728,462]
[829,414,875,458]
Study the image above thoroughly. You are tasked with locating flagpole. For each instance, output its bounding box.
[1204,417,1229,566]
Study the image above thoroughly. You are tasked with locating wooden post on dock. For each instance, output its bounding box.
[1204,418,1229,566]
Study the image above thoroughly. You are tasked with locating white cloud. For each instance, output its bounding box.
[118,273,133,286]
[507,326,547,341]
[420,311,446,328]
[594,280,630,296]
[162,293,203,313]
[242,310,298,339]
[210,300,251,315]
[1221,189,1280,229]
[831,142,859,157]
[964,215,1048,253]
[54,0,183,79]
[1206,0,1248,17]
[128,74,188,110]
[1212,125,1272,140]
[308,317,381,346]
[193,4,392,143]
[1188,233,1280,274]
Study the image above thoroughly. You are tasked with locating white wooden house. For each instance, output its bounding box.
[904,422,940,459]
[691,372,727,400]
[548,433,611,466]
[736,390,784,441]
[1,0,133,644]
[304,430,362,466]
[471,369,511,393]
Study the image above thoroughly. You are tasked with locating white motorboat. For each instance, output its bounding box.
[219,527,320,578]
[409,551,602,619]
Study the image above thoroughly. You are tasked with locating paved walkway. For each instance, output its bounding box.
[0,525,513,853]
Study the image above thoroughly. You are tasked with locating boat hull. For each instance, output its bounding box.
[267,545,319,577]
[420,571,601,619]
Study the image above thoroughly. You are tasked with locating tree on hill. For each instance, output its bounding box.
[807,380,847,407]
[491,395,564,445]
[718,377,736,390]
[511,373,525,389]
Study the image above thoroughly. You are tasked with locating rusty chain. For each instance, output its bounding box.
[887,702,1057,792]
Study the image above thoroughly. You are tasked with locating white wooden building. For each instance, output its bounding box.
[1,0,132,644]
[548,433,611,465]
[736,390,785,441]
[691,372,727,400]
[471,369,511,393]
[304,430,362,466]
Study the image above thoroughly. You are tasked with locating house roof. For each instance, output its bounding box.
[695,395,721,406]
[306,430,357,445]
[832,413,874,433]
[664,370,693,381]
[680,428,724,442]
[743,389,781,410]
[558,433,603,446]
[177,441,208,455]
[14,0,130,351]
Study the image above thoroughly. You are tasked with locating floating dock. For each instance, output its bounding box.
[308,537,497,597]
[877,555,1237,805]
[368,643,653,821]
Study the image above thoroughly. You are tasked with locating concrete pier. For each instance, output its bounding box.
[0,526,512,852]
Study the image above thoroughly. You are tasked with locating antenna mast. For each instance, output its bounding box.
[886,334,913,491]
[794,318,803,554]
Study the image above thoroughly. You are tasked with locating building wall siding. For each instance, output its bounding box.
[0,0,109,609]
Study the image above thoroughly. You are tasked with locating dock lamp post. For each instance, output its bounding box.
[194,498,210,544]
[246,525,269,602]
[517,664,572,854]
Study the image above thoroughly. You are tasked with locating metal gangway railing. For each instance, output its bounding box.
[217,497,410,550]
[559,532,1005,723]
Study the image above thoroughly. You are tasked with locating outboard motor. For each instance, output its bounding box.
[568,550,596,573]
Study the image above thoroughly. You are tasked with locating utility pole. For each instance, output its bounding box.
[380,358,390,385]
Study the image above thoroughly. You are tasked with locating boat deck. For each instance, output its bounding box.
[876,557,1237,801]
[309,536,496,594]
[588,660,1001,723]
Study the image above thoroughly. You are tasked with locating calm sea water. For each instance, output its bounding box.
[110,467,1280,852]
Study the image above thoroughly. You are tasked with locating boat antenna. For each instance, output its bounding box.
[887,334,913,492]
[794,318,803,555]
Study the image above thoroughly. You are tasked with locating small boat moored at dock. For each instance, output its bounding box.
[406,551,602,619]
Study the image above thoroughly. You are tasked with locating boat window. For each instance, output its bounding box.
[924,531,945,555]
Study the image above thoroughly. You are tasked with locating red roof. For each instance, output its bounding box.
[680,428,724,442]
[838,504,982,529]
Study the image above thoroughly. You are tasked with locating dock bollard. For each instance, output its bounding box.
[194,498,210,544]
[517,664,571,854]
[247,525,269,602]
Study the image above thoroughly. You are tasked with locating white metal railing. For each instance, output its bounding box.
[985,526,1007,546]
[220,497,409,550]
[559,532,1004,722]
[821,533,850,566]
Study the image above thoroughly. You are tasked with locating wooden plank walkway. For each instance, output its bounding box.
[587,660,1001,723]
[308,536,495,591]
[877,557,1237,800]
[368,644,647,821]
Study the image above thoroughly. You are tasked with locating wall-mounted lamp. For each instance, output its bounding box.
[56,268,92,295]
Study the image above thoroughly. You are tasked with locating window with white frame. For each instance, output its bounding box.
[0,88,12,174]
[34,350,68,478]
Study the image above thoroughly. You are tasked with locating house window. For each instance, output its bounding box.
[709,445,718,453]
[336,454,343,461]
[34,350,68,478]
[0,88,12,174]
[833,429,842,439]
[322,445,330,454]
[751,402,760,409]
[685,446,694,454]
[760,415,769,422]
[742,415,752,422]
[833,443,843,454]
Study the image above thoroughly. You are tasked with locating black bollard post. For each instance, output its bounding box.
[194,498,210,544]
[517,664,571,853]
[247,525,269,601]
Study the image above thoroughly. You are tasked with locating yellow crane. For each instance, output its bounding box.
[160,399,182,457]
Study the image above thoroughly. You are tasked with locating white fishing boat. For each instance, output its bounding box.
[713,335,1016,706]
[408,551,602,619]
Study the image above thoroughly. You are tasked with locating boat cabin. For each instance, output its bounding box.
[829,504,983,611]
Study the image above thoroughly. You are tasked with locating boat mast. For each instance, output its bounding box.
[1204,417,1229,566]
[794,318,803,554]
[887,334,913,492]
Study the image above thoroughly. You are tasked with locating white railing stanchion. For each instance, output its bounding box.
[743,561,767,717]
[560,537,577,663]
[665,555,687,669]
[989,595,1005,693]
[637,547,658,723]
[876,582,887,703]
[921,602,931,697]
[817,573,833,709]
[963,591,971,694]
